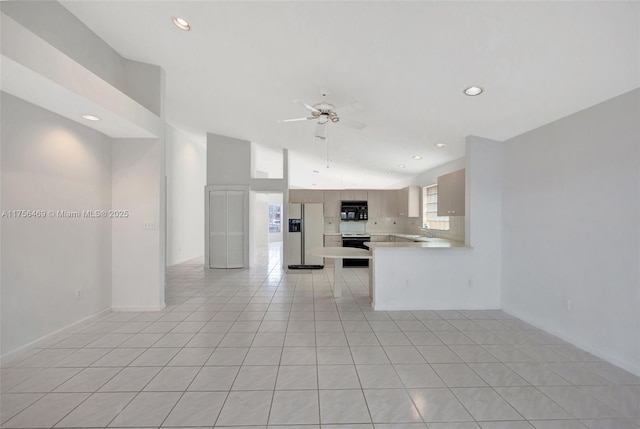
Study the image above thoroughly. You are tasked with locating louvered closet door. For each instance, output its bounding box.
[209,191,228,268]
[226,191,245,268]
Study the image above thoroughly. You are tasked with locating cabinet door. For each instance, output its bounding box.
[323,190,341,217]
[407,185,420,217]
[354,190,368,200]
[437,169,465,216]
[209,191,227,268]
[226,191,245,268]
[397,188,409,216]
[340,190,367,201]
[382,190,398,217]
[396,186,420,217]
[289,189,323,203]
[209,190,246,269]
[323,235,341,266]
[367,190,382,218]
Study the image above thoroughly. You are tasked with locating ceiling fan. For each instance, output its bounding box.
[278,91,365,140]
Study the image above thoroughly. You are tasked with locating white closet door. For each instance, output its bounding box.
[226,190,245,268]
[209,191,228,268]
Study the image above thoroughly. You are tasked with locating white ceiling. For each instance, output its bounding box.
[61,1,639,189]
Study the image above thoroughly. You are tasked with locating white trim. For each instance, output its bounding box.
[503,306,640,378]
[0,307,112,364]
[111,303,166,312]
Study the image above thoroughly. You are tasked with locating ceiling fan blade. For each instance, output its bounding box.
[340,118,366,130]
[294,100,320,113]
[278,117,311,123]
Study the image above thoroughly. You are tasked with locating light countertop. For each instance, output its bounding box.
[365,238,467,248]
[308,247,372,259]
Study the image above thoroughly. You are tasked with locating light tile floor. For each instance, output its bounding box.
[2,245,639,428]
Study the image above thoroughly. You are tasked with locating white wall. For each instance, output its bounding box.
[166,125,206,265]
[252,142,284,179]
[1,2,164,116]
[372,136,503,311]
[1,93,112,356]
[249,192,269,266]
[501,88,640,375]
[112,138,166,311]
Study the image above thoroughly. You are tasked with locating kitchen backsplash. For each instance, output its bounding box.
[324,216,464,242]
[405,216,465,242]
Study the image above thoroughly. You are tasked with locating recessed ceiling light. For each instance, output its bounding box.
[411,155,422,160]
[434,143,447,148]
[172,17,191,31]
[82,114,100,121]
[397,164,406,168]
[464,86,483,96]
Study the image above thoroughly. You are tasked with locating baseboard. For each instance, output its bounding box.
[373,303,501,311]
[111,303,166,312]
[0,307,112,365]
[502,306,640,377]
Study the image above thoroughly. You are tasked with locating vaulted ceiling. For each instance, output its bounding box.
[61,1,640,188]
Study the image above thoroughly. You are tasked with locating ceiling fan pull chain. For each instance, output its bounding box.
[326,140,330,169]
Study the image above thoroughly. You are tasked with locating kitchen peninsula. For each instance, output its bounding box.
[365,238,477,311]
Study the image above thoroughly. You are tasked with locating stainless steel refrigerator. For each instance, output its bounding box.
[287,203,324,269]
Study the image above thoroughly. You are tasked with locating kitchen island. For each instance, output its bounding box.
[363,239,497,311]
[307,247,372,298]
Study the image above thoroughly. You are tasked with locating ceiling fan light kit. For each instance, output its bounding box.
[314,122,328,141]
[278,91,365,138]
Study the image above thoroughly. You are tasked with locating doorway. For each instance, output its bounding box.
[250,192,284,269]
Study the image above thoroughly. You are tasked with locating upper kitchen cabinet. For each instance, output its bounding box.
[365,190,398,218]
[340,190,368,201]
[397,186,420,217]
[367,190,382,218]
[437,169,465,216]
[289,189,324,204]
[323,190,341,217]
[383,190,398,217]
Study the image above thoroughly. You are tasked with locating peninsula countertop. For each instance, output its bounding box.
[365,238,467,248]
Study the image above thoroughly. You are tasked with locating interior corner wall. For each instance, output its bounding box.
[0,93,112,357]
[501,88,640,375]
[166,125,206,266]
[112,137,166,311]
[0,1,164,116]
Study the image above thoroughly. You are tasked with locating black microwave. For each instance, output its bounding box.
[341,201,368,221]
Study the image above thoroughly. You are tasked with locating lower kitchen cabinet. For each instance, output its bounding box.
[323,235,342,265]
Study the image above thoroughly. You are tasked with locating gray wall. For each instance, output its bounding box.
[501,88,640,374]
[1,93,112,356]
[207,133,251,185]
